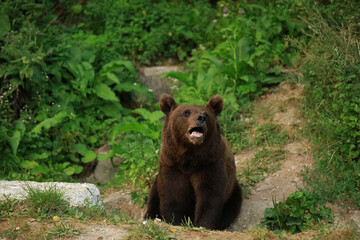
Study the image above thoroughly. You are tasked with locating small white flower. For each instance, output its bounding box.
[155,218,162,222]
[142,221,148,225]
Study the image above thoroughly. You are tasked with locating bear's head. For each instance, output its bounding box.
[160,94,224,146]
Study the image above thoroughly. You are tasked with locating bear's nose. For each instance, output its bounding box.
[196,114,207,125]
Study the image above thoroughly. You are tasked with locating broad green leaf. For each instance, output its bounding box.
[32,111,68,134]
[82,61,95,87]
[75,143,88,155]
[148,111,165,123]
[262,76,283,84]
[101,102,123,117]
[133,108,151,120]
[203,55,223,68]
[133,108,164,123]
[21,160,39,169]
[161,72,193,86]
[63,162,71,168]
[31,165,48,175]
[121,60,136,75]
[7,131,21,155]
[64,166,75,175]
[102,60,136,75]
[289,225,297,234]
[111,122,149,143]
[73,165,84,174]
[94,83,118,101]
[29,152,50,160]
[82,150,97,163]
[264,208,275,218]
[97,150,114,161]
[236,37,250,62]
[0,12,10,38]
[106,72,120,84]
[7,118,26,155]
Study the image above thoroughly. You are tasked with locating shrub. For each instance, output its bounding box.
[262,191,333,234]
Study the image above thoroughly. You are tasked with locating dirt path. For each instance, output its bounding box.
[232,82,314,231]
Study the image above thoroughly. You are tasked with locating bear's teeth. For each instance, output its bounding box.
[190,131,203,138]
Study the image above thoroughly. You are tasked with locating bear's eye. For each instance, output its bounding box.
[184,110,191,117]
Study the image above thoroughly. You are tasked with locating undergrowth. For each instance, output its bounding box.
[298,0,360,207]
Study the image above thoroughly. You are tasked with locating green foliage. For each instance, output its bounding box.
[298,0,360,207]
[262,191,333,234]
[165,0,303,140]
[0,0,152,181]
[84,0,215,64]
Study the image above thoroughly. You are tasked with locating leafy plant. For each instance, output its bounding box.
[262,191,333,234]
[46,221,79,239]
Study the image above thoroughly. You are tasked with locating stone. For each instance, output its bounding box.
[86,145,124,185]
[0,180,103,208]
[138,66,180,101]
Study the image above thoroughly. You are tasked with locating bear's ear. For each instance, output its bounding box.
[206,95,224,116]
[160,94,178,116]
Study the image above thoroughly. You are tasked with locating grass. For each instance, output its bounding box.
[254,123,288,146]
[22,183,69,220]
[128,220,175,240]
[239,147,285,188]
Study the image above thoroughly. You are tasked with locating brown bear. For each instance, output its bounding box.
[145,94,242,230]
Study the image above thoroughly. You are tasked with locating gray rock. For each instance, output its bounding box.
[86,145,124,185]
[138,66,180,101]
[0,180,103,208]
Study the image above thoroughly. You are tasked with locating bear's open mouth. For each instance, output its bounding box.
[189,127,204,139]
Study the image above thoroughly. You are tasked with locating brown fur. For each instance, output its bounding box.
[145,95,242,230]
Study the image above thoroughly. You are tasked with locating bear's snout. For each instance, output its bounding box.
[196,114,207,126]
